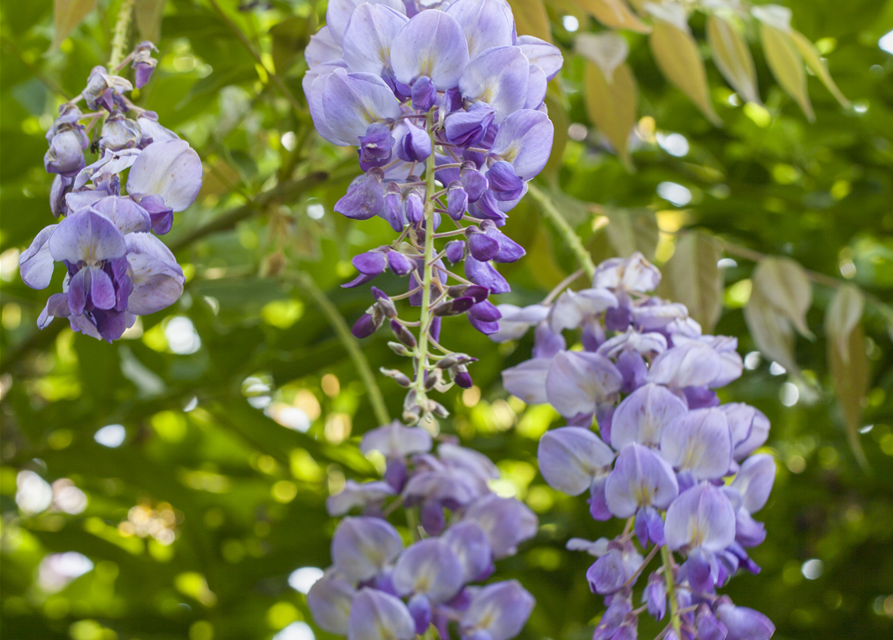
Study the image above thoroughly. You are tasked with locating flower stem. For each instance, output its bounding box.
[410,110,439,419]
[292,270,391,427]
[660,545,682,639]
[528,183,596,281]
[108,0,135,69]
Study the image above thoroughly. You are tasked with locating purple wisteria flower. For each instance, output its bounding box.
[493,253,775,639]
[310,420,538,640]
[303,0,563,423]
[20,42,201,342]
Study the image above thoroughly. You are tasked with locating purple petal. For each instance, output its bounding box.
[545,351,622,418]
[660,408,732,481]
[391,10,469,90]
[464,254,510,294]
[721,403,770,461]
[326,0,405,44]
[592,252,661,291]
[463,495,537,558]
[460,580,535,640]
[307,574,356,634]
[715,598,775,640]
[665,482,737,552]
[360,420,432,457]
[730,454,775,514]
[524,65,547,109]
[605,443,679,517]
[393,539,463,603]
[442,521,492,583]
[516,35,564,80]
[125,233,185,315]
[586,549,627,595]
[501,358,550,404]
[49,209,126,264]
[323,69,402,145]
[336,172,385,219]
[327,480,396,516]
[537,427,614,496]
[126,140,203,212]
[88,267,116,310]
[459,46,529,122]
[468,229,500,261]
[348,588,415,640]
[331,517,403,581]
[549,288,618,333]
[611,382,688,450]
[446,0,515,59]
[19,225,57,290]
[342,3,409,74]
[93,196,152,234]
[647,341,724,389]
[490,109,554,181]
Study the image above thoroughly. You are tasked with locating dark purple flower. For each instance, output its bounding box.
[336,172,385,220]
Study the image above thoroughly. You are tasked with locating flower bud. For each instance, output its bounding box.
[411,76,436,112]
[447,181,469,220]
[388,341,412,357]
[460,167,488,202]
[358,122,394,167]
[391,320,417,348]
[467,227,500,261]
[487,161,525,201]
[453,367,473,389]
[386,250,414,276]
[352,312,380,339]
[45,130,86,177]
[397,120,432,163]
[99,114,141,151]
[444,102,495,147]
[335,171,384,220]
[132,41,159,89]
[353,251,387,276]
[381,183,406,232]
[445,240,466,264]
[381,367,412,388]
[404,192,424,225]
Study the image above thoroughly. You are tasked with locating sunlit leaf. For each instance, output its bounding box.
[134,0,166,44]
[660,231,723,332]
[583,60,638,169]
[752,256,814,339]
[825,284,864,363]
[603,207,658,261]
[743,286,800,376]
[508,0,552,41]
[53,0,99,49]
[756,17,814,120]
[828,323,870,468]
[706,13,760,104]
[790,30,851,109]
[575,0,651,33]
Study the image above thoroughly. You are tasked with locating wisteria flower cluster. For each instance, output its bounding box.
[18,41,202,342]
[493,253,776,640]
[303,0,562,423]
[309,421,537,640]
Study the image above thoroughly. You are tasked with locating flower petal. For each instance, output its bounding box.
[538,427,614,496]
[446,0,515,59]
[392,539,464,603]
[391,10,470,90]
[611,383,688,450]
[660,408,732,481]
[545,351,622,418]
[605,443,679,517]
[342,3,409,75]
[490,109,554,180]
[665,482,736,552]
[459,46,529,122]
[348,588,415,640]
[125,233,185,315]
[332,517,403,582]
[126,140,203,212]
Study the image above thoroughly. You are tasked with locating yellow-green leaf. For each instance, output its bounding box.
[760,23,814,121]
[603,207,658,261]
[53,0,99,50]
[752,256,813,339]
[743,287,800,376]
[828,323,870,468]
[134,0,166,44]
[661,231,723,332]
[542,89,569,183]
[649,18,722,126]
[575,0,651,34]
[706,14,760,104]
[583,61,638,169]
[790,30,851,108]
[825,284,864,363]
[508,0,552,42]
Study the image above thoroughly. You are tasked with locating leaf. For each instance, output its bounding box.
[53,0,99,50]
[743,287,800,376]
[824,284,864,363]
[706,14,760,104]
[661,231,723,332]
[603,207,658,261]
[648,16,722,126]
[270,16,311,74]
[508,0,552,42]
[759,23,814,121]
[752,256,814,339]
[575,0,651,34]
[828,322,870,469]
[583,61,638,169]
[790,30,851,108]
[542,89,569,183]
[134,0,166,44]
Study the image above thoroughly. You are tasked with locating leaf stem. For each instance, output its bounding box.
[528,183,596,280]
[109,0,135,69]
[292,271,391,427]
[660,545,682,639]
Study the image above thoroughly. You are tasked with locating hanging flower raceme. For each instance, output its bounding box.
[492,253,776,640]
[20,41,201,343]
[303,0,562,423]
[310,421,538,640]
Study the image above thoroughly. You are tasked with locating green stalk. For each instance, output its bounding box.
[410,110,439,415]
[661,545,683,638]
[527,183,596,280]
[293,271,391,427]
[108,0,135,69]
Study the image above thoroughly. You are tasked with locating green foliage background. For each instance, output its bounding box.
[2,1,893,639]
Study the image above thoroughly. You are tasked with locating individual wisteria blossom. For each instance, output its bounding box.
[493,253,776,640]
[310,421,538,640]
[303,0,562,423]
[19,41,201,342]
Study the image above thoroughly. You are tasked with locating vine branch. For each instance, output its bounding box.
[528,183,597,280]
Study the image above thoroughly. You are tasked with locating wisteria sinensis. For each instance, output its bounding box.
[303,0,562,423]
[19,41,201,343]
[493,253,776,640]
[310,421,538,640]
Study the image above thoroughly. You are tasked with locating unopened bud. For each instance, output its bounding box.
[387,341,412,357]
[390,320,417,348]
[380,367,411,387]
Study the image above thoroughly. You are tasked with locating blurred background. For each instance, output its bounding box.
[2,0,893,639]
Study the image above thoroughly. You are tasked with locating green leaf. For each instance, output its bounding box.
[828,322,870,469]
[648,12,722,126]
[752,256,814,339]
[759,23,814,121]
[660,231,724,332]
[603,207,658,261]
[743,286,800,376]
[52,0,99,50]
[508,0,552,41]
[269,16,310,74]
[134,0,166,44]
[583,59,638,170]
[825,284,864,364]
[790,30,851,109]
[575,0,651,34]
[706,14,760,104]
